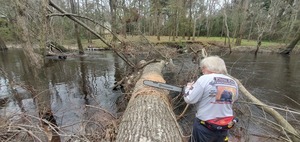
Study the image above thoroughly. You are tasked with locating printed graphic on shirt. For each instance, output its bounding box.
[211,77,237,104]
[215,86,236,103]
[184,86,194,97]
[214,77,236,86]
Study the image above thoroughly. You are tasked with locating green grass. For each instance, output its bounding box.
[64,35,284,49]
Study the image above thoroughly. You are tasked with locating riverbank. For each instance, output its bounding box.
[4,40,300,54]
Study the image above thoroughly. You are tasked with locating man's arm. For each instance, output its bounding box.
[184,80,204,104]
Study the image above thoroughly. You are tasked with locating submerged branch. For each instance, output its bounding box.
[231,76,300,141]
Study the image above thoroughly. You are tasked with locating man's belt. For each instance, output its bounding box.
[199,117,238,131]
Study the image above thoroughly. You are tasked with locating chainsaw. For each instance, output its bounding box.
[143,80,185,93]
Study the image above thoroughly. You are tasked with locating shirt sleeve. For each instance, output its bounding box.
[184,78,205,104]
[233,81,239,102]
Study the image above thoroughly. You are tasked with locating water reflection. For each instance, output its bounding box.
[0,49,123,140]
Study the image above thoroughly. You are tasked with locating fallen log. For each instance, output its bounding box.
[116,60,183,142]
[232,76,300,142]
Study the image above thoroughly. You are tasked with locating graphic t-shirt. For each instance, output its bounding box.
[184,73,238,121]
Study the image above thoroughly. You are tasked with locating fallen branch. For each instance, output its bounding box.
[49,0,135,68]
[231,76,300,141]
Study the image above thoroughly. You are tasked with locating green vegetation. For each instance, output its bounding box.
[0,18,14,41]
[84,35,283,49]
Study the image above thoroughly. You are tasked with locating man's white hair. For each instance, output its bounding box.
[200,56,228,74]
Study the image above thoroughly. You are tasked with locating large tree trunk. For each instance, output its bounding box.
[14,0,60,141]
[280,32,300,54]
[14,0,43,68]
[116,61,183,142]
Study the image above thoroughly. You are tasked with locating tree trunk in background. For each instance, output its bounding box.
[181,0,187,40]
[14,0,43,69]
[116,61,183,142]
[235,0,249,46]
[109,0,118,41]
[192,18,197,41]
[71,0,84,54]
[247,19,254,41]
[223,0,231,53]
[206,0,213,37]
[280,32,300,54]
[172,8,179,41]
[15,1,60,141]
[188,0,193,40]
[0,36,7,50]
[255,31,264,55]
[154,0,161,41]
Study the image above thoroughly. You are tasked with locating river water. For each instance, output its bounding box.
[0,49,299,138]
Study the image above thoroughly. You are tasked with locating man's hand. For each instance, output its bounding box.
[186,81,195,88]
[184,81,195,96]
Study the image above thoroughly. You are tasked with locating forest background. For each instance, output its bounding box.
[0,0,299,54]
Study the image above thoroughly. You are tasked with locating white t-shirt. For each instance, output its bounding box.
[184,73,238,121]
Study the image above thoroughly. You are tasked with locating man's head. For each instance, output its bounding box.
[200,56,228,75]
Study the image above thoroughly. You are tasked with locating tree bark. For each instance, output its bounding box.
[116,61,183,142]
[14,0,43,69]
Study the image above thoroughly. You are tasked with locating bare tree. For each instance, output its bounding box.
[235,0,249,46]
[192,0,205,41]
[14,0,43,68]
[250,0,273,55]
[13,1,61,141]
[219,0,231,53]
[153,0,162,41]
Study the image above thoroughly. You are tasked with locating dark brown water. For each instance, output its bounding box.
[0,49,124,135]
[1,49,299,140]
[223,53,300,110]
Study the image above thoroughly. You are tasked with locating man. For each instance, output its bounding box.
[184,56,239,142]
